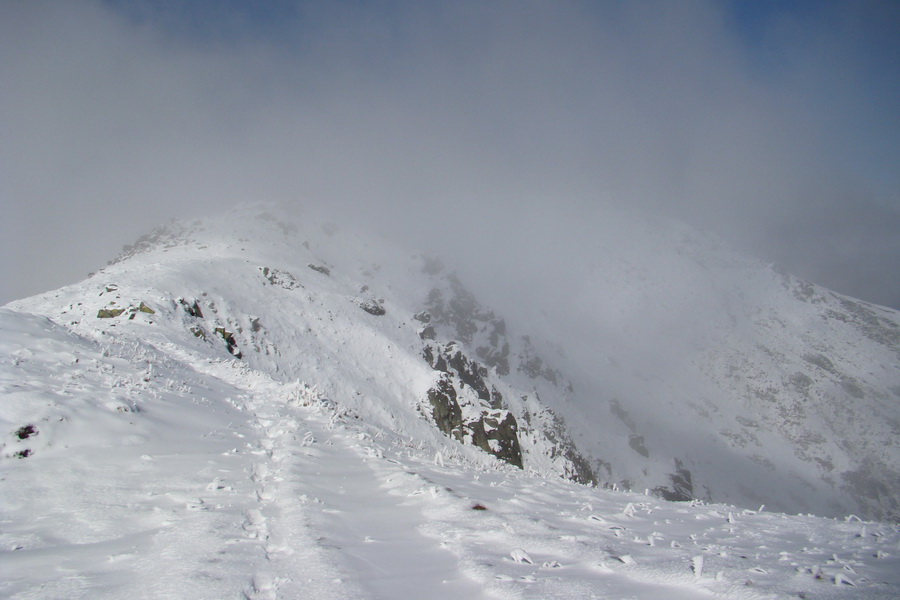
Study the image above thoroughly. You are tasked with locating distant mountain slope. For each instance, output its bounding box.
[519,213,900,522]
[5,204,899,522]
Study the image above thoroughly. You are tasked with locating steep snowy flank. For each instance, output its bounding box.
[522,213,900,522]
[5,204,899,523]
[3,304,900,599]
[5,207,594,484]
[2,204,900,598]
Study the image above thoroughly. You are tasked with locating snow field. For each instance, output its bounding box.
[3,206,900,598]
[3,304,900,598]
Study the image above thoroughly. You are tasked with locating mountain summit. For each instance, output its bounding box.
[3,204,899,598]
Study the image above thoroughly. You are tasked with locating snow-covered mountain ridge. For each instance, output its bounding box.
[6,204,900,520]
[8,208,594,482]
[2,204,899,598]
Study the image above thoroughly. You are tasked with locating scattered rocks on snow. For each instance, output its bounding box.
[260,266,303,290]
[179,298,204,318]
[308,263,331,276]
[356,298,386,316]
[15,424,38,440]
[215,327,243,359]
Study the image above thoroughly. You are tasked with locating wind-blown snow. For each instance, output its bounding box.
[2,205,899,598]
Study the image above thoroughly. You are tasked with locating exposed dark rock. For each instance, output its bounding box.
[357,299,386,316]
[654,458,694,502]
[215,327,242,359]
[535,407,597,485]
[419,275,588,481]
[476,343,510,377]
[841,458,899,522]
[97,308,126,318]
[427,376,463,440]
[489,386,503,411]
[423,345,448,372]
[446,346,491,402]
[422,341,524,469]
[424,275,514,375]
[179,298,204,318]
[519,336,561,385]
[425,276,485,345]
[629,434,650,458]
[15,424,37,440]
[829,297,900,350]
[138,302,155,314]
[112,224,186,264]
[308,263,331,276]
[260,266,303,290]
[803,353,837,375]
[467,411,523,468]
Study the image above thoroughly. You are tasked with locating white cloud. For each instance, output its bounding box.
[1,0,898,307]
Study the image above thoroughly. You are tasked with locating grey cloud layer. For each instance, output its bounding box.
[1,0,898,308]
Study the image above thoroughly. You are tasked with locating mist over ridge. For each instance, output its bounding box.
[2,0,899,310]
[10,201,898,520]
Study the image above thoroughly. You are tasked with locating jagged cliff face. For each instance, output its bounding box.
[6,206,899,520]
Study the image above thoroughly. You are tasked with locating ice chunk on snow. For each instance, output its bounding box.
[692,555,704,578]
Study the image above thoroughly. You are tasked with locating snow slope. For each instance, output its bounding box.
[3,306,899,599]
[2,204,899,598]
[449,207,900,521]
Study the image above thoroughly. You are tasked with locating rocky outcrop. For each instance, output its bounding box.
[518,336,562,386]
[215,327,242,359]
[112,223,188,264]
[467,410,522,468]
[356,298,386,316]
[260,266,303,290]
[427,376,463,438]
[179,298,204,318]
[423,341,522,468]
[425,275,510,375]
[520,405,597,485]
[97,301,155,319]
[654,459,694,502]
[308,263,331,276]
[419,273,595,481]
